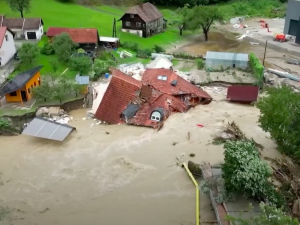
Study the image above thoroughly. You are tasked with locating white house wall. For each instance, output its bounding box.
[10,29,23,39]
[24,25,44,40]
[0,30,16,67]
[121,28,143,37]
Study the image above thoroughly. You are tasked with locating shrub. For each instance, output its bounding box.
[121,41,139,52]
[41,43,55,55]
[153,45,165,53]
[173,52,200,59]
[249,53,264,86]
[196,58,205,69]
[222,140,285,208]
[136,48,152,58]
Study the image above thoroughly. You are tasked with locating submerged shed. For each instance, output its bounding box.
[205,51,248,69]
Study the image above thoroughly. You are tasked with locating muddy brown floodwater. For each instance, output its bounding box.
[0,90,281,225]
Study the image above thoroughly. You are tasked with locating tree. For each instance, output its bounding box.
[32,83,52,102]
[52,33,77,62]
[51,83,67,103]
[18,42,39,65]
[94,58,117,76]
[222,140,285,207]
[7,0,31,18]
[257,86,300,159]
[70,82,82,97]
[177,4,224,41]
[70,56,92,75]
[228,203,299,225]
[49,60,59,73]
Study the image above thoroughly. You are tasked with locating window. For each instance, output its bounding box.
[34,82,36,86]
[28,88,30,93]
[38,80,41,85]
[136,22,141,27]
[10,91,17,96]
[31,85,33,88]
[151,111,162,122]
[5,35,8,41]
[125,21,131,26]
[157,75,167,81]
[130,14,134,18]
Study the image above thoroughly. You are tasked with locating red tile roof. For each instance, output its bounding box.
[142,69,212,100]
[129,93,188,128]
[46,27,98,43]
[227,85,259,102]
[94,68,142,124]
[0,27,14,48]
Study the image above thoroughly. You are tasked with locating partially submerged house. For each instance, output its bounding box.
[46,27,99,52]
[0,16,44,40]
[0,66,43,105]
[146,56,173,69]
[118,2,167,38]
[206,51,248,69]
[0,26,16,67]
[227,85,259,104]
[95,68,212,129]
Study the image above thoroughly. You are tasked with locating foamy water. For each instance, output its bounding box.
[0,88,281,225]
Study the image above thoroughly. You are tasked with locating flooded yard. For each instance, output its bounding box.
[0,89,281,225]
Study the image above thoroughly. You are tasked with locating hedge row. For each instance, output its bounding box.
[249,52,264,83]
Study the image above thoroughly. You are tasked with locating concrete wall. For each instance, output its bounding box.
[284,0,300,34]
[0,30,16,67]
[24,25,44,40]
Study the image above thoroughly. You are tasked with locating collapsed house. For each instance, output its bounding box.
[94,68,212,129]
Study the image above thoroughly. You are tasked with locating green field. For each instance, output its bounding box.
[0,0,185,49]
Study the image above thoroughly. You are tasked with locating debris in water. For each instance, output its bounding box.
[187,132,191,141]
[197,124,204,127]
[105,131,110,135]
[172,142,178,146]
[39,208,49,213]
[189,153,195,157]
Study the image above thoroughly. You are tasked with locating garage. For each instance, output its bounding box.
[27,31,37,39]
[288,19,299,36]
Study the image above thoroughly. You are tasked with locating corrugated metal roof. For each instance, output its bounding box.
[75,75,89,85]
[206,51,248,61]
[227,85,259,102]
[22,117,76,141]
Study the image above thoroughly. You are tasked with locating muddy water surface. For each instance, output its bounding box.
[0,90,280,225]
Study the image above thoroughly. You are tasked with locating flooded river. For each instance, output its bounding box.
[0,89,281,225]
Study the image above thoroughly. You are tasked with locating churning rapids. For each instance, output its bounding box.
[0,89,281,225]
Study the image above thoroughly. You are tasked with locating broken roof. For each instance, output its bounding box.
[0,66,43,96]
[22,117,76,141]
[119,2,163,23]
[0,26,14,48]
[227,85,259,103]
[128,93,188,128]
[142,68,212,100]
[46,27,98,43]
[94,68,142,124]
[146,56,173,69]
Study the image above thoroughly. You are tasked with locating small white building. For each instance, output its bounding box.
[205,51,249,69]
[0,16,44,40]
[146,56,173,69]
[0,27,16,67]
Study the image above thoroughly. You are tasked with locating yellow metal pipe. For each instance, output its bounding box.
[182,162,200,225]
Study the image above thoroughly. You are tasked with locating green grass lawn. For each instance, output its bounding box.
[0,0,186,49]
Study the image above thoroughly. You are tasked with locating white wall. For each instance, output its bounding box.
[0,30,16,67]
[10,29,23,39]
[24,25,44,40]
[121,29,143,37]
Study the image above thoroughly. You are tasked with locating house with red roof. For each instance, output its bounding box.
[94,68,212,129]
[46,27,99,52]
[0,26,16,67]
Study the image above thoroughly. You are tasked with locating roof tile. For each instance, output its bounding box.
[2,18,24,29]
[46,27,98,43]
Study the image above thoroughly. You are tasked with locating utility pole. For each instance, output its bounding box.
[263,40,268,66]
[112,18,117,38]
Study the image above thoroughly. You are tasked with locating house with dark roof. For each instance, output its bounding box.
[46,27,99,52]
[0,16,44,40]
[94,68,212,129]
[0,66,43,104]
[0,26,16,67]
[118,2,167,38]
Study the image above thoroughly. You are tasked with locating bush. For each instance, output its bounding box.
[41,43,55,55]
[153,45,165,53]
[249,52,264,86]
[173,52,200,59]
[257,86,300,159]
[121,41,139,52]
[222,140,285,208]
[196,58,205,69]
[136,48,152,58]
